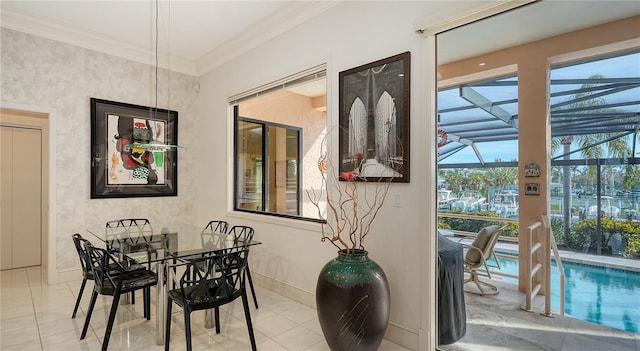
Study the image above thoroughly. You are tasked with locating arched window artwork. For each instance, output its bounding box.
[348,97,367,158]
[375,91,396,162]
[339,51,410,182]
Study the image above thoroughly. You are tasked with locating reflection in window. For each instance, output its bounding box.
[231,68,327,221]
[235,116,301,216]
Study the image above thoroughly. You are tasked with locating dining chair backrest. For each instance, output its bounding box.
[84,241,123,289]
[228,225,255,245]
[224,225,258,309]
[105,218,153,245]
[72,233,94,280]
[201,220,229,250]
[83,240,148,293]
[105,218,155,257]
[172,248,250,310]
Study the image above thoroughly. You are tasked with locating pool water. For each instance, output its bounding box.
[489,256,640,333]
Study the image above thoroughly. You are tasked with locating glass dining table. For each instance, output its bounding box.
[87,222,261,346]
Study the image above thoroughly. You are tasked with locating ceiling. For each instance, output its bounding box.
[437,0,640,64]
[3,1,638,77]
[0,0,339,76]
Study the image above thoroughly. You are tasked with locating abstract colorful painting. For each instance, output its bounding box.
[91,98,178,198]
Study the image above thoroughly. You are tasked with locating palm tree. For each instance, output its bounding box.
[484,159,518,201]
[551,74,637,254]
[551,74,634,181]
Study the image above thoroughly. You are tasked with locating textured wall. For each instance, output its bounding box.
[1,28,198,272]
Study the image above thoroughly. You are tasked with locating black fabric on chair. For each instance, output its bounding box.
[80,241,157,351]
[165,249,256,351]
[227,225,258,309]
[437,233,466,345]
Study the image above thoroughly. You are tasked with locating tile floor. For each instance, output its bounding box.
[2,266,639,351]
[0,266,408,351]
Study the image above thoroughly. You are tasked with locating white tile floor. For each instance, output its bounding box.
[4,265,640,351]
[0,266,410,351]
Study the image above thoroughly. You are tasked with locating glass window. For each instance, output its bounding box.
[550,49,640,254]
[437,73,520,222]
[235,116,302,216]
[231,68,327,222]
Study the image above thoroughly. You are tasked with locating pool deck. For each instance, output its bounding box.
[439,278,640,351]
[442,236,640,350]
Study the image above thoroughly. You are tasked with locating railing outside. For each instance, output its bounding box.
[438,212,566,316]
[542,214,566,316]
[438,212,518,280]
[523,221,543,312]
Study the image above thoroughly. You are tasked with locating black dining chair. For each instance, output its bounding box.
[105,218,157,268]
[165,249,256,351]
[173,220,229,266]
[201,220,229,249]
[71,233,95,319]
[71,233,142,318]
[227,225,259,309]
[80,241,157,351]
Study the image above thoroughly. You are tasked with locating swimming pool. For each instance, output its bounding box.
[489,256,640,333]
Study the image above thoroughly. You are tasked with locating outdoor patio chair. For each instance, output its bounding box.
[460,225,507,295]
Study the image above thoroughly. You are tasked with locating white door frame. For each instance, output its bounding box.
[414,1,536,349]
[1,103,58,285]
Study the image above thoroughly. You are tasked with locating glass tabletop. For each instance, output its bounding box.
[87,222,261,264]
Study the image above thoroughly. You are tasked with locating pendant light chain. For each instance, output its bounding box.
[154,0,159,115]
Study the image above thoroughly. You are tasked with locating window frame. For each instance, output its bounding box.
[233,108,322,222]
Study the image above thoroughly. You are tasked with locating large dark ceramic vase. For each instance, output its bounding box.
[316,249,390,351]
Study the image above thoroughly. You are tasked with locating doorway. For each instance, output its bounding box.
[1,109,49,271]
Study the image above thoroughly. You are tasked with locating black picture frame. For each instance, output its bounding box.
[90,98,178,198]
[339,51,410,183]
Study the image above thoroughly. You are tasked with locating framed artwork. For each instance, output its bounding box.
[339,51,410,182]
[90,98,179,198]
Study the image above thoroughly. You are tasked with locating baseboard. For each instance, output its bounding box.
[251,271,316,308]
[384,320,419,350]
[252,271,419,350]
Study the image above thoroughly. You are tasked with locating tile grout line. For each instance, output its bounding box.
[25,268,45,351]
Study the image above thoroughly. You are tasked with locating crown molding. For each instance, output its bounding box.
[1,9,197,76]
[196,1,341,76]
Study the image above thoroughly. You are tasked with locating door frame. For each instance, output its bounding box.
[414,1,536,349]
[1,103,57,284]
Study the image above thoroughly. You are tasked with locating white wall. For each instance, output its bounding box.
[194,2,440,348]
[0,28,198,278]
